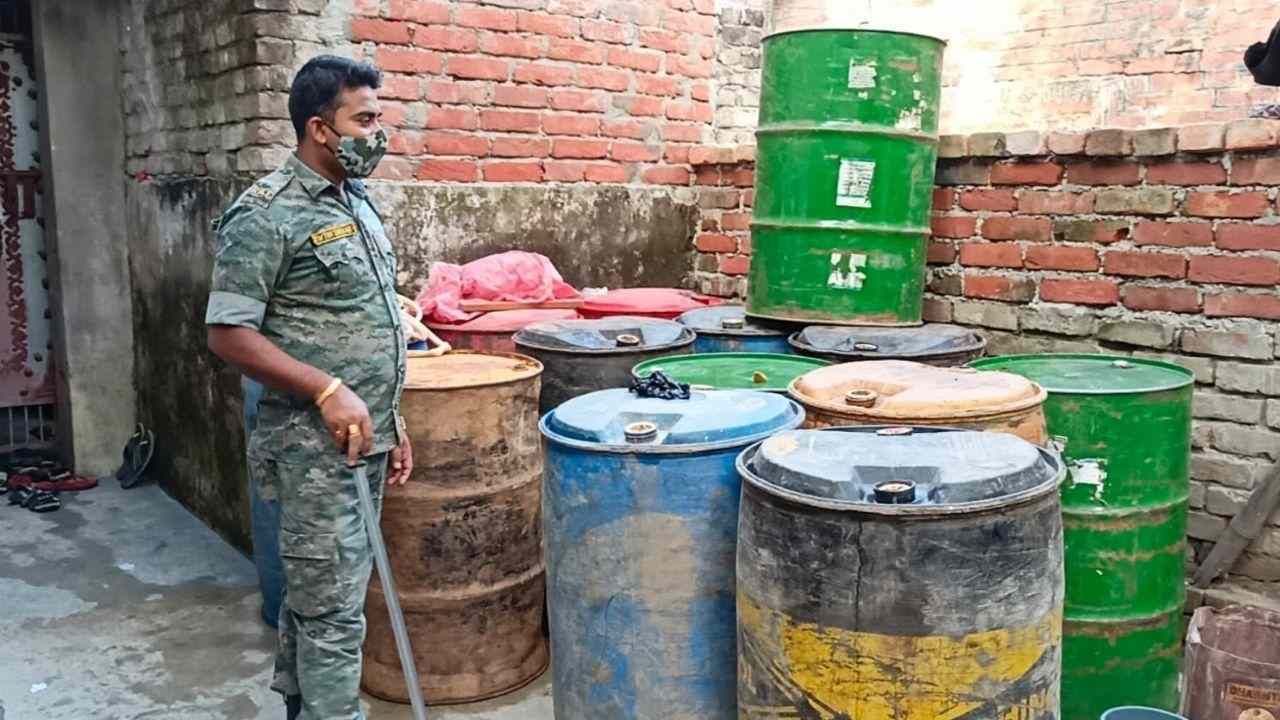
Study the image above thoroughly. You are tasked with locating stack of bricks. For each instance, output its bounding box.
[710,0,763,146]
[348,0,720,185]
[120,0,340,179]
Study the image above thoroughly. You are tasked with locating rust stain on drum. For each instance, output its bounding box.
[361,351,549,704]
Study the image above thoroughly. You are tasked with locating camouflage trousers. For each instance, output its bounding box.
[253,450,389,720]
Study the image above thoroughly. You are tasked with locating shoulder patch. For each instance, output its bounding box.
[310,222,358,247]
[240,172,291,209]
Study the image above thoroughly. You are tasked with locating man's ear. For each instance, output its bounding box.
[306,116,329,148]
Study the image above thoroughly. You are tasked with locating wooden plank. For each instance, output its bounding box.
[1192,460,1280,588]
[458,298,584,312]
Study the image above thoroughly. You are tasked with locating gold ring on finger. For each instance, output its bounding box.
[348,424,362,435]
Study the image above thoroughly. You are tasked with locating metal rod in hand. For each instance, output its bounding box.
[354,462,429,720]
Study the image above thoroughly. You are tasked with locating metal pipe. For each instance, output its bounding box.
[353,462,428,720]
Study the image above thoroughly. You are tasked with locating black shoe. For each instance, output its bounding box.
[285,695,301,720]
[1246,18,1280,86]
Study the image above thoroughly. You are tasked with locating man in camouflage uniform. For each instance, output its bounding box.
[205,56,411,720]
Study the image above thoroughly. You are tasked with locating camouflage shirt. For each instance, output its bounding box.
[206,153,406,459]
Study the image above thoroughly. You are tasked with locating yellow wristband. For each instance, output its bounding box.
[315,377,342,407]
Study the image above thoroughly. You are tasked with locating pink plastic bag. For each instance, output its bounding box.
[414,251,579,323]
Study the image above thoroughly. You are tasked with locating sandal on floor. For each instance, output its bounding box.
[8,486,34,507]
[25,490,60,513]
[42,470,97,493]
[116,424,155,489]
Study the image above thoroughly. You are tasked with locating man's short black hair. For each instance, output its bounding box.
[288,55,382,141]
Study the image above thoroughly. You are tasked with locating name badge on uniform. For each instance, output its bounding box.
[310,222,357,247]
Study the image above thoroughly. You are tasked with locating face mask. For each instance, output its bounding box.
[322,122,388,178]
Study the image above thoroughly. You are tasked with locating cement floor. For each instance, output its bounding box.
[0,481,554,720]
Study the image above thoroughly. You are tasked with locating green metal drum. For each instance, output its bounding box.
[969,354,1194,720]
[748,28,945,326]
[632,353,828,393]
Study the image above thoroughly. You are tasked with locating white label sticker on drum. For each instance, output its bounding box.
[827,252,868,290]
[848,61,877,89]
[836,159,875,208]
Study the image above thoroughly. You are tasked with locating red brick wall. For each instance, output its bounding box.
[351,0,719,185]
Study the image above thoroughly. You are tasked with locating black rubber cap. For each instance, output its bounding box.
[873,480,917,504]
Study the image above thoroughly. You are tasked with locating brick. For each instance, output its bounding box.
[1018,191,1095,215]
[922,297,954,323]
[928,269,962,296]
[1133,351,1214,384]
[1188,511,1227,541]
[1190,481,1206,510]
[380,75,421,101]
[1025,245,1099,271]
[1103,250,1186,279]
[959,243,1023,268]
[968,132,1009,157]
[493,85,547,108]
[548,89,607,112]
[350,18,412,44]
[1188,255,1280,286]
[1182,329,1274,360]
[660,121,702,142]
[575,66,631,91]
[1237,553,1280,581]
[1019,305,1097,336]
[663,144,691,164]
[1132,127,1178,157]
[1053,219,1130,244]
[666,101,713,122]
[937,134,967,159]
[1047,132,1087,155]
[931,216,977,239]
[642,165,691,185]
[981,216,1052,242]
[388,0,450,23]
[490,137,550,158]
[720,212,751,231]
[1066,161,1141,186]
[375,47,444,74]
[582,18,629,43]
[1005,131,1045,156]
[543,160,586,182]
[1121,286,1201,313]
[1178,123,1227,153]
[548,38,606,64]
[602,119,653,140]
[1217,361,1280,394]
[551,138,608,159]
[1192,452,1265,489]
[1097,320,1175,349]
[719,255,750,276]
[424,131,489,157]
[1185,192,1270,219]
[953,300,1020,331]
[635,73,681,97]
[412,25,479,52]
[424,80,489,104]
[668,55,713,78]
[1039,278,1120,305]
[481,161,543,182]
[935,160,992,186]
[927,241,957,265]
[638,28,687,54]
[456,5,518,31]
[448,56,511,81]
[1211,423,1280,460]
[1271,400,1280,430]
[479,33,546,59]
[417,158,479,182]
[1134,221,1213,247]
[607,47,663,72]
[516,10,579,37]
[542,113,600,136]
[1085,129,1133,156]
[1145,161,1227,186]
[479,109,540,133]
[1194,390,1264,424]
[512,62,575,86]
[990,161,1064,186]
[695,233,736,252]
[1206,293,1280,320]
[1215,223,1280,251]
[963,274,1035,302]
[1229,156,1280,186]
[1225,119,1280,151]
[960,189,1017,212]
[933,188,957,211]
[1094,188,1176,215]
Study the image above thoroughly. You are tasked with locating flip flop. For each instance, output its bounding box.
[8,486,34,507]
[117,424,155,489]
[25,490,60,513]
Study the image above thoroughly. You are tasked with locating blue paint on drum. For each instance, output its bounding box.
[677,305,793,355]
[541,388,803,720]
[243,376,283,629]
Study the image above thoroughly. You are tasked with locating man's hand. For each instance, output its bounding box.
[389,431,413,485]
[320,385,373,466]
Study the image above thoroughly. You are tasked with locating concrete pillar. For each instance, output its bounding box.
[31,0,135,475]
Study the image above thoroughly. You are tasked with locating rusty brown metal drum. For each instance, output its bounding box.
[361,351,548,704]
[788,359,1049,444]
